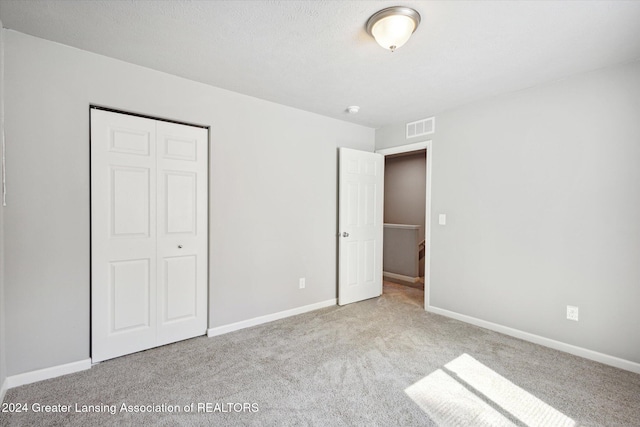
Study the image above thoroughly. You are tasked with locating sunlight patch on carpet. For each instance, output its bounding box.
[405,354,576,427]
[406,368,516,426]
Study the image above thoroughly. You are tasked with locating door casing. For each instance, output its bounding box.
[376,140,432,309]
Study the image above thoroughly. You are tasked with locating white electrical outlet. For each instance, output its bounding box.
[566,305,579,321]
[299,278,306,289]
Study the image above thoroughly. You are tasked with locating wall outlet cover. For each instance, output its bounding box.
[566,305,579,321]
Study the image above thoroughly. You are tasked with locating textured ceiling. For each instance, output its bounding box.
[1,0,640,128]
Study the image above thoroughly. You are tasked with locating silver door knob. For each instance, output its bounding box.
[342,232,349,237]
[178,245,183,249]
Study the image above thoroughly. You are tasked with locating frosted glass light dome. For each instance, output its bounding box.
[366,7,421,52]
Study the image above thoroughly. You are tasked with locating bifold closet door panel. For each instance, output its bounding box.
[91,110,159,363]
[155,120,208,346]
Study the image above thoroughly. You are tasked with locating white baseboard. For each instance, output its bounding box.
[383,271,421,284]
[208,299,337,338]
[6,359,92,389]
[0,377,7,403]
[427,305,640,374]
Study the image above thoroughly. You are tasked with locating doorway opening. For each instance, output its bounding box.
[377,141,432,310]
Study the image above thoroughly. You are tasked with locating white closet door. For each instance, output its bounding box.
[91,109,208,362]
[156,121,208,346]
[91,110,158,362]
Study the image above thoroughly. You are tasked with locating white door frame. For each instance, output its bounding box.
[375,140,432,310]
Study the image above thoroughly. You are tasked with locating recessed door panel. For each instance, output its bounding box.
[165,172,196,234]
[363,240,376,283]
[163,256,197,322]
[111,166,150,237]
[164,136,197,161]
[347,242,359,286]
[364,159,377,176]
[364,183,376,226]
[110,259,151,332]
[109,127,150,156]
[347,158,359,174]
[347,183,359,227]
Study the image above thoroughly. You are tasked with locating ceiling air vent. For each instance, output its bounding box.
[406,117,435,139]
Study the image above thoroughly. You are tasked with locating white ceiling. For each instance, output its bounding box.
[1,0,640,128]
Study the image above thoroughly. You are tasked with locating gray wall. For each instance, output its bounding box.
[0,19,7,397]
[3,30,374,376]
[383,225,421,277]
[377,60,640,364]
[384,151,426,237]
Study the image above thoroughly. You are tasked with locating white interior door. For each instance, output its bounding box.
[156,121,208,346]
[91,111,158,362]
[338,148,384,305]
[91,109,208,362]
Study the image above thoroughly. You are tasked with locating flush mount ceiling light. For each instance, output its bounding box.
[366,6,421,52]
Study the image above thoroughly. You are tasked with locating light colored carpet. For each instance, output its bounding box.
[2,282,639,426]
